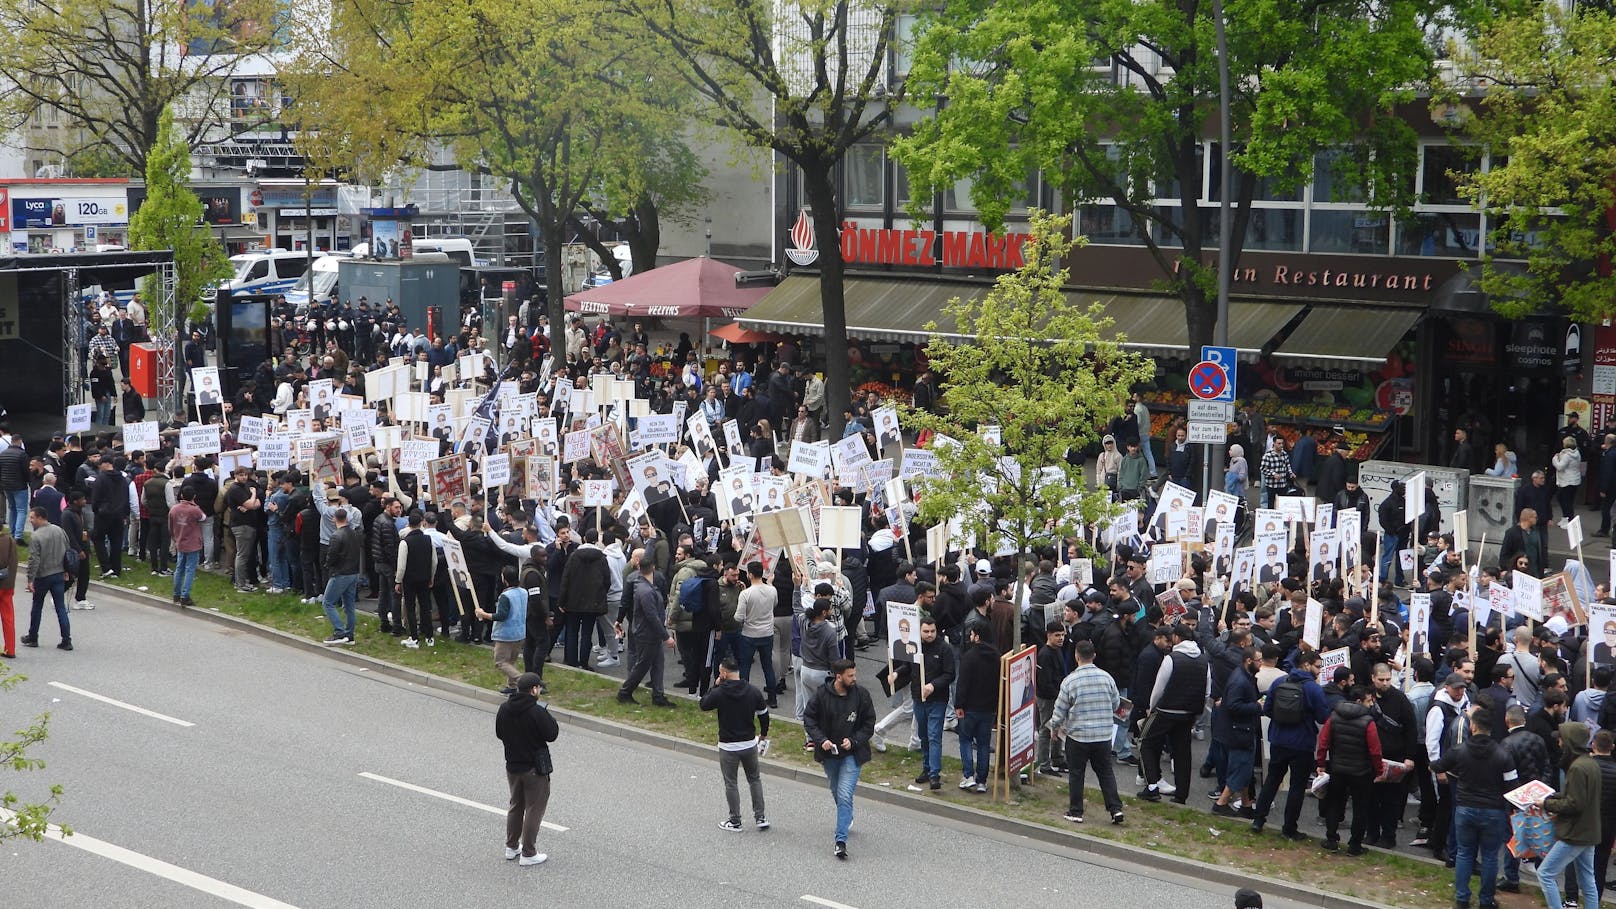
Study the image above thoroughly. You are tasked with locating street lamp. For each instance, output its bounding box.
[1210,0,1233,486]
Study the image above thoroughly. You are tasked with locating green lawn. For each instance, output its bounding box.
[91,558,1471,908]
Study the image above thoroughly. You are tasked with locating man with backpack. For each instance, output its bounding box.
[1424,672,1472,865]
[1250,648,1331,840]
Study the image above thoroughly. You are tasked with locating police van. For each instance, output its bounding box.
[219,250,319,297]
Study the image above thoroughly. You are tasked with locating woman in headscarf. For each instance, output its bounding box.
[1224,443,1249,497]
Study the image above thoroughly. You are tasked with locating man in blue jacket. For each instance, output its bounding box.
[1249,648,1331,840]
[1212,646,1263,817]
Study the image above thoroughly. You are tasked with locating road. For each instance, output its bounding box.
[1,587,1310,909]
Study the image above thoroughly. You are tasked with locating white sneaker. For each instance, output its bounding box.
[72,601,94,610]
[504,846,520,860]
[518,853,547,867]
[596,656,619,667]
[871,732,888,753]
[1157,780,1177,796]
[266,587,285,595]
[402,638,420,649]
[958,776,976,790]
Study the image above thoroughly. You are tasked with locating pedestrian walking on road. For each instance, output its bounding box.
[802,657,875,859]
[496,672,559,867]
[701,657,771,832]
[22,507,71,651]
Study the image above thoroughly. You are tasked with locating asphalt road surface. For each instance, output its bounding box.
[1,588,1310,909]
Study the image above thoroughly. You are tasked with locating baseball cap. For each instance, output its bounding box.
[975,558,992,575]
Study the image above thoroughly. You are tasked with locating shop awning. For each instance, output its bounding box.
[1272,305,1422,365]
[739,274,988,341]
[1088,296,1300,356]
[564,256,770,319]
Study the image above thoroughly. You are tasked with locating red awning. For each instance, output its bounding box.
[709,323,784,344]
[563,257,769,320]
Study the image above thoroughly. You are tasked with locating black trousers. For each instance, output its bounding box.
[301,550,324,597]
[1253,746,1313,835]
[523,614,549,676]
[1322,772,1375,848]
[676,629,711,694]
[401,581,433,640]
[562,612,592,667]
[147,519,170,573]
[1372,777,1407,843]
[92,520,122,575]
[1140,712,1196,802]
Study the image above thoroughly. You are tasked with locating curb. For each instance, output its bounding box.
[97,579,1406,909]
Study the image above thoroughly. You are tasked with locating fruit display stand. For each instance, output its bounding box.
[1145,392,1395,460]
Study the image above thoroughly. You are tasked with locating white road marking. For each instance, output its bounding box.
[801,896,861,909]
[358,772,568,832]
[0,809,300,909]
[47,682,195,728]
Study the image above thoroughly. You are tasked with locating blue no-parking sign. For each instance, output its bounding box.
[1199,345,1237,403]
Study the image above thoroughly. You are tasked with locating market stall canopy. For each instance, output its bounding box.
[563,257,769,319]
[1271,305,1423,365]
[709,323,784,345]
[741,273,1302,354]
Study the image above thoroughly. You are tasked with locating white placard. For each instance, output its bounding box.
[1303,598,1324,649]
[483,452,511,489]
[238,415,266,447]
[817,505,863,551]
[191,366,222,406]
[123,420,160,452]
[831,433,872,479]
[1405,471,1426,527]
[582,479,613,507]
[787,439,830,479]
[1409,592,1432,654]
[65,403,91,433]
[1513,571,1544,622]
[179,424,222,456]
[1567,514,1585,550]
[257,438,291,470]
[638,413,678,446]
[400,440,438,475]
[563,429,591,464]
[900,448,940,480]
[344,420,372,452]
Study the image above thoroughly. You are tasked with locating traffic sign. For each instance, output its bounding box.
[1189,360,1229,401]
[1187,422,1226,444]
[1187,401,1234,423]
[1199,345,1238,403]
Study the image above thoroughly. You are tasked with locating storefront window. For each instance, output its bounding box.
[1311,148,1369,204]
[1487,213,1562,257]
[1077,205,1144,245]
[1394,212,1481,257]
[1419,145,1481,207]
[1241,208,1303,251]
[1308,210,1388,254]
[843,145,884,209]
[1208,144,1303,202]
[945,172,1037,213]
[1155,145,1205,205]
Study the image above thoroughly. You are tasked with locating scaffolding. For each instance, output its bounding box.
[41,252,180,419]
[388,167,536,268]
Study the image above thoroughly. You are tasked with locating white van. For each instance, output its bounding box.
[220,250,320,297]
[352,236,479,268]
[284,253,350,309]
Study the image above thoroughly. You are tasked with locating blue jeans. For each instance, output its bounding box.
[173,550,200,599]
[27,572,68,642]
[914,700,948,779]
[958,710,994,782]
[821,754,861,843]
[737,634,778,692]
[322,573,360,637]
[1540,840,1598,909]
[94,397,112,426]
[4,488,28,540]
[1379,532,1405,586]
[267,523,291,590]
[1452,805,1508,906]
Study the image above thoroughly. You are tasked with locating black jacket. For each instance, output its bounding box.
[802,679,875,765]
[89,469,130,523]
[956,641,1001,714]
[0,443,28,492]
[495,691,559,774]
[898,638,956,702]
[1095,616,1141,690]
[371,512,401,574]
[1501,725,1553,786]
[325,525,363,576]
[1036,643,1070,701]
[700,678,771,744]
[1213,666,1262,748]
[558,545,612,615]
[1320,701,1379,777]
[1373,686,1419,763]
[1431,733,1519,811]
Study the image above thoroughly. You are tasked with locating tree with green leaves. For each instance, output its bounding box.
[287,0,705,339]
[893,0,1466,352]
[1,662,64,843]
[625,0,910,438]
[128,107,231,411]
[1450,6,1616,321]
[0,0,281,173]
[906,212,1154,653]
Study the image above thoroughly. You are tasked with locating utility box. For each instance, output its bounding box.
[337,257,459,334]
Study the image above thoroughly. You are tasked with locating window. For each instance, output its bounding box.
[843,145,884,209]
[1312,149,1368,204]
[1155,144,1205,204]
[1308,211,1388,254]
[1419,145,1481,207]
[1394,212,1480,258]
[1240,208,1303,251]
[893,14,918,79]
[1208,145,1303,203]
[1077,205,1143,245]
[945,172,1037,214]
[246,259,270,281]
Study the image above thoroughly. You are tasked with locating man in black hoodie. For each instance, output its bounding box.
[89,458,129,578]
[701,657,771,831]
[802,658,875,859]
[495,672,559,866]
[955,624,1001,793]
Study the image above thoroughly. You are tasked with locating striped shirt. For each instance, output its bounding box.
[1049,663,1120,743]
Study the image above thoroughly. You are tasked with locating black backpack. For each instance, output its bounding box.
[1271,678,1307,725]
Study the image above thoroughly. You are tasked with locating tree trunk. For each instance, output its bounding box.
[542,202,568,361]
[1183,282,1215,358]
[628,194,659,272]
[803,165,850,439]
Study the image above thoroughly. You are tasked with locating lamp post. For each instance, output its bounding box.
[1209,0,1233,488]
